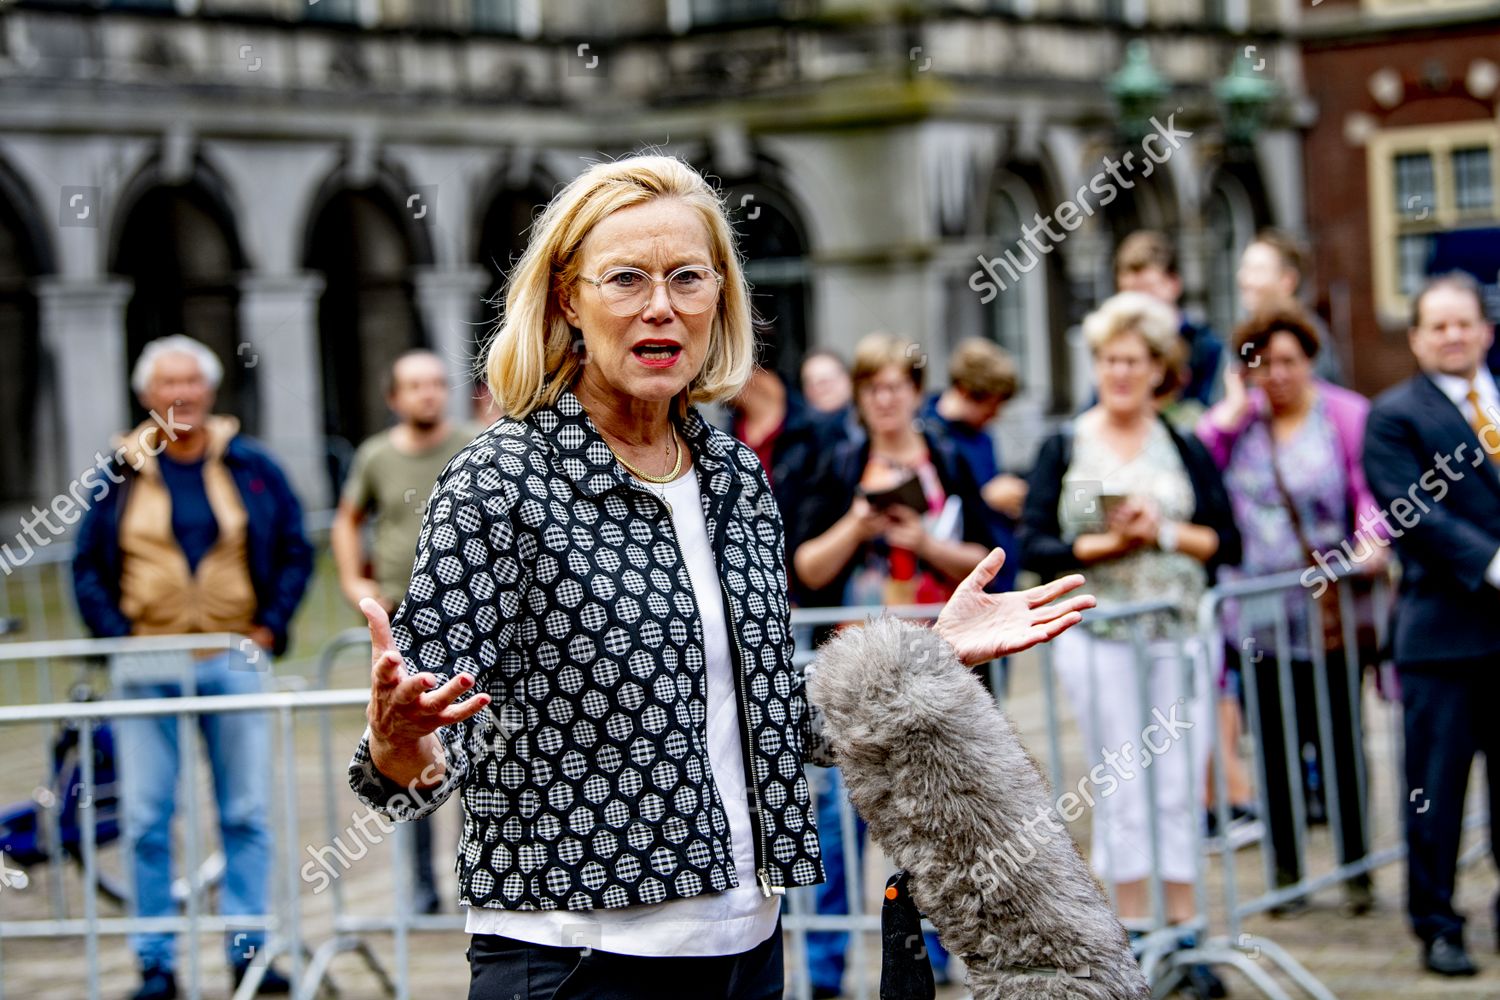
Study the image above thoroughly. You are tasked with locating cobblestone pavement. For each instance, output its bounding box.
[0,646,1494,999]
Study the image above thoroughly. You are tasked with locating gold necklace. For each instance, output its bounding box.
[608,428,682,484]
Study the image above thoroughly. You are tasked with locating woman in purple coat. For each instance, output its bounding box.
[1197,300,1387,915]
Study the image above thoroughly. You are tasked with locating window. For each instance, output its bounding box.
[985,189,1029,367]
[976,174,1055,412]
[1397,233,1434,298]
[1206,180,1255,339]
[303,0,360,24]
[1366,122,1500,320]
[473,0,519,33]
[1394,152,1434,217]
[725,183,810,381]
[686,0,782,25]
[1363,0,1496,13]
[1454,147,1493,213]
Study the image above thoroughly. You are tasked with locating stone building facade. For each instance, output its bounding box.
[0,0,1305,514]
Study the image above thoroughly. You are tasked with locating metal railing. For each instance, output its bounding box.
[0,579,1480,999]
[0,633,372,1000]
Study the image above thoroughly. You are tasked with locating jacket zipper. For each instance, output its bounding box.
[718,573,781,898]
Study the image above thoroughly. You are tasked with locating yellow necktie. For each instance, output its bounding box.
[1469,381,1499,466]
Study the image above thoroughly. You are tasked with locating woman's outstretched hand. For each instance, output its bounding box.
[361,598,490,756]
[932,548,1095,666]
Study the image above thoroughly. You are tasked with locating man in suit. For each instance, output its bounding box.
[1364,271,1500,977]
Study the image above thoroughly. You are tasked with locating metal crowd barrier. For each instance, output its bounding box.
[1184,568,1487,1000]
[1028,595,1241,998]
[0,580,1485,999]
[0,633,368,1000]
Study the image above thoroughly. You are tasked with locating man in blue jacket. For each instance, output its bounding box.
[1364,273,1500,978]
[72,335,313,999]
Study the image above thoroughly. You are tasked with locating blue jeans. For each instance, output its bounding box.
[808,768,948,991]
[115,650,272,971]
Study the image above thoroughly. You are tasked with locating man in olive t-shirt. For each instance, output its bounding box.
[331,349,478,913]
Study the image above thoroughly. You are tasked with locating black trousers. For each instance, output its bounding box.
[1250,656,1369,883]
[1399,660,1500,944]
[467,921,783,1000]
[410,812,438,902]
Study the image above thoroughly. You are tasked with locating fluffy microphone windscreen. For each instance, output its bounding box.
[806,616,1151,1000]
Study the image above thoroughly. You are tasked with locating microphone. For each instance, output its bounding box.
[806,616,1150,999]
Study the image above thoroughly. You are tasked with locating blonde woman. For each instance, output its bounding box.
[1019,292,1240,999]
[346,154,1094,998]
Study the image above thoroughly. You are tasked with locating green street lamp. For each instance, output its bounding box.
[1216,48,1277,145]
[1108,40,1168,142]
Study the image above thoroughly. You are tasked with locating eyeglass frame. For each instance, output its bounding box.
[576,264,725,316]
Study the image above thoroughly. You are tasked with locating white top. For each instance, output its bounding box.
[465,465,781,955]
[1428,368,1500,589]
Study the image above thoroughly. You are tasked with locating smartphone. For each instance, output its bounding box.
[1098,492,1129,521]
[860,475,927,513]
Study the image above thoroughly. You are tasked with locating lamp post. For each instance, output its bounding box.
[1215,47,1276,146]
[1108,40,1168,143]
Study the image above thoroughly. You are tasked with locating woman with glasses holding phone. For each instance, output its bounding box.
[788,331,1002,996]
[346,155,1094,999]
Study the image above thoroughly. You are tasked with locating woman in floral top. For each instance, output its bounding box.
[1197,300,1386,914]
[1021,292,1240,996]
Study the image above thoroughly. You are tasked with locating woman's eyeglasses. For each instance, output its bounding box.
[578,265,724,317]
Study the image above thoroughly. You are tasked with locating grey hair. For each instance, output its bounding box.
[131,335,224,396]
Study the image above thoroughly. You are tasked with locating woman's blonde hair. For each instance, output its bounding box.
[481,154,755,419]
[1082,291,1180,360]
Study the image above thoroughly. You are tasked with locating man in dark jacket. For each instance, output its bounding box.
[1363,273,1500,978]
[72,336,313,1000]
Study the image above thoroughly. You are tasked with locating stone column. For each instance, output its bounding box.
[237,271,329,511]
[35,277,133,493]
[412,265,494,423]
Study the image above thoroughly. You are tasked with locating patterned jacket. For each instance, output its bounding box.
[349,391,829,912]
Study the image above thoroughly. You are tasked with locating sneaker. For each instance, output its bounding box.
[1176,933,1228,999]
[231,961,291,995]
[1423,935,1477,977]
[131,966,177,1000]
[1224,807,1264,851]
[1184,962,1229,999]
[1204,805,1263,851]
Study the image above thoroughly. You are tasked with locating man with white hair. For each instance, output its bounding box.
[72,335,313,999]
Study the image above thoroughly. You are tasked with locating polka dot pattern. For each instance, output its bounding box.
[350,391,826,911]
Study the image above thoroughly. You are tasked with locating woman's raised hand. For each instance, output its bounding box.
[360,598,490,751]
[932,548,1096,666]
[1210,364,1252,430]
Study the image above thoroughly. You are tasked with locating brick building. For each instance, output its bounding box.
[1300,0,1500,395]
